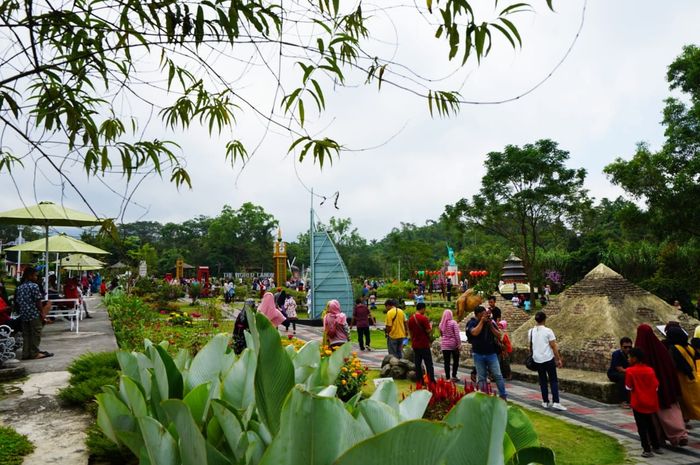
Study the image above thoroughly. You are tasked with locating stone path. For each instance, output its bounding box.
[288,322,700,465]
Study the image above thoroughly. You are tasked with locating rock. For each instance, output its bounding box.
[380,364,392,377]
[407,362,416,371]
[388,356,400,367]
[407,370,418,381]
[390,365,406,379]
[398,358,411,368]
[403,346,415,362]
[381,354,393,366]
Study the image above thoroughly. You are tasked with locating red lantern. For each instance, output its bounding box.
[481,270,487,276]
[457,271,462,275]
[484,270,489,276]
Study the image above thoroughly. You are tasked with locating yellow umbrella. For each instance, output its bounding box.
[7,234,109,255]
[0,201,105,295]
[54,254,106,269]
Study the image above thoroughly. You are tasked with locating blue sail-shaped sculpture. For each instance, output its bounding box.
[309,211,353,319]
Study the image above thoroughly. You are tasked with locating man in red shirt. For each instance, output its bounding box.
[625,347,663,458]
[408,302,435,384]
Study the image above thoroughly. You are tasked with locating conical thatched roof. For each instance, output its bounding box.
[511,263,699,352]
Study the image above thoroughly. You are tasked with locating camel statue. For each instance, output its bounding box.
[455,289,483,321]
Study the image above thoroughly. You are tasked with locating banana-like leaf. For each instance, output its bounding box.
[135,352,154,396]
[119,375,148,418]
[174,348,191,371]
[117,351,139,381]
[183,381,212,429]
[206,441,233,465]
[506,446,556,465]
[138,416,179,465]
[292,340,321,384]
[151,344,183,399]
[506,406,540,450]
[317,385,337,397]
[369,379,400,412]
[96,392,136,445]
[443,392,509,465]
[333,419,460,465]
[323,343,351,386]
[399,390,432,421]
[245,430,265,465]
[259,387,373,465]
[162,399,208,465]
[358,399,400,434]
[211,400,246,461]
[222,348,256,411]
[186,333,230,392]
[253,313,294,435]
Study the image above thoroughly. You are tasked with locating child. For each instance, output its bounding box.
[625,347,664,458]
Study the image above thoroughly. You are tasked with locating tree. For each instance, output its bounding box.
[444,139,590,303]
[0,0,554,204]
[605,44,700,240]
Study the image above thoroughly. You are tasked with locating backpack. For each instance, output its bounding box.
[465,317,477,344]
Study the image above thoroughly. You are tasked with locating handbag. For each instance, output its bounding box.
[525,328,538,371]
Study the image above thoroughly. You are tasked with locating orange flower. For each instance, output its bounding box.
[341,380,347,385]
[324,350,332,355]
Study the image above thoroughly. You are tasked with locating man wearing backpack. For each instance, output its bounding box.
[466,306,507,399]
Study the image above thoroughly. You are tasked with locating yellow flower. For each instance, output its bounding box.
[341,367,348,372]
[352,351,357,356]
[341,380,347,385]
[324,350,332,355]
[351,372,358,378]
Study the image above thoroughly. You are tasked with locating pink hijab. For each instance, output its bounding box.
[439,309,453,333]
[258,292,286,326]
[324,300,347,335]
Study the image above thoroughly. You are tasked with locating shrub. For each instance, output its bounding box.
[131,277,157,297]
[334,351,368,401]
[189,281,203,304]
[154,282,185,303]
[85,424,137,465]
[58,352,119,407]
[0,426,34,465]
[376,281,414,300]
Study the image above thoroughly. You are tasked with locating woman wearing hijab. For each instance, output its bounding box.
[439,309,461,382]
[258,292,286,328]
[323,300,349,348]
[666,326,700,420]
[634,324,689,446]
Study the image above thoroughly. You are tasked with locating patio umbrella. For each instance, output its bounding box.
[54,253,106,269]
[0,201,104,296]
[7,234,110,256]
[108,261,128,269]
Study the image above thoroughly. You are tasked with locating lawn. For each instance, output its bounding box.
[523,408,626,465]
[348,327,388,349]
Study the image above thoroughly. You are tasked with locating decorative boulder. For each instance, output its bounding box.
[402,346,415,362]
[407,370,418,381]
[381,354,393,366]
[380,364,392,377]
[388,356,400,367]
[390,365,406,379]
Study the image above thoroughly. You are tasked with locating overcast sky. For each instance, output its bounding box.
[2,0,700,241]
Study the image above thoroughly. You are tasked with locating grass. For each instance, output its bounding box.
[58,352,119,410]
[348,327,388,349]
[521,408,626,465]
[0,426,34,465]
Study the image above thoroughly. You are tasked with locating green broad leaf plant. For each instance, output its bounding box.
[97,310,555,465]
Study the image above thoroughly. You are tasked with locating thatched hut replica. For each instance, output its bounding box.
[511,263,699,372]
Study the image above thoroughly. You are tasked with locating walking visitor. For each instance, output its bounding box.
[408,302,435,383]
[528,311,566,411]
[384,299,407,359]
[324,299,349,348]
[351,298,372,351]
[439,309,461,382]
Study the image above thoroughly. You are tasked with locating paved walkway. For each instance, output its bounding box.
[287,322,700,465]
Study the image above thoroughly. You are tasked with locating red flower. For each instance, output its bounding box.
[160,310,167,314]
[288,334,294,340]
[212,322,219,328]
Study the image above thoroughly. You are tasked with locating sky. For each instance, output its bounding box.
[2,0,700,242]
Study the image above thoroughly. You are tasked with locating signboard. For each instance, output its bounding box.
[234,272,274,279]
[139,260,147,277]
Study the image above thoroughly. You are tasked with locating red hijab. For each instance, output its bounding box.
[634,324,682,409]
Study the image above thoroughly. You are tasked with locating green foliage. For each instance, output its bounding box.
[0,1,545,188]
[131,277,158,297]
[0,426,34,465]
[376,281,415,301]
[189,282,203,304]
[446,139,591,302]
[58,352,120,408]
[96,311,553,465]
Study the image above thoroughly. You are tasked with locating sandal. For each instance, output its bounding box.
[33,352,54,359]
[39,351,54,357]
